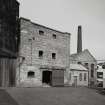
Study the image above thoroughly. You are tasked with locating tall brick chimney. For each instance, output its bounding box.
[77,25,82,53]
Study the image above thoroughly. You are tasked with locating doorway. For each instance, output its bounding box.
[42,71,52,85]
[74,76,77,87]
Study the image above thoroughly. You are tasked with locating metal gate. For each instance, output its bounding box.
[52,69,64,86]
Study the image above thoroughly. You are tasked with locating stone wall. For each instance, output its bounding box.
[70,50,97,87]
[70,70,88,86]
[17,18,70,87]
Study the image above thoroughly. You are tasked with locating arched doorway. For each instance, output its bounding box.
[42,71,52,85]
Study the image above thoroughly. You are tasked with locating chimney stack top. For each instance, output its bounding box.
[77,25,82,53]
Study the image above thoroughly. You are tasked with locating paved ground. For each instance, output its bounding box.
[6,87,105,105]
[0,89,19,105]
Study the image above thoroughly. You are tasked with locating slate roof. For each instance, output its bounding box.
[70,64,88,71]
[20,17,71,35]
[70,49,97,62]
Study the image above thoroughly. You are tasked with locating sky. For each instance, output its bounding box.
[18,0,105,60]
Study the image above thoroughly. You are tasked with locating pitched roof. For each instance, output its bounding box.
[70,64,88,71]
[20,17,71,35]
[70,49,97,62]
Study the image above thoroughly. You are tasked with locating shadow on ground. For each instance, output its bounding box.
[0,89,19,105]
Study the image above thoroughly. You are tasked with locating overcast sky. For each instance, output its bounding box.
[18,0,105,60]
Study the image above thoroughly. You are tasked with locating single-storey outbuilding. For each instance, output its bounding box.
[69,64,88,87]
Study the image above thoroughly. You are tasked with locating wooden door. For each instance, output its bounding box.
[52,70,64,86]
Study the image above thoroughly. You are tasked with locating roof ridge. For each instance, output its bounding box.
[20,17,71,35]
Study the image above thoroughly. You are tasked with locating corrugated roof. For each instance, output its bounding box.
[70,64,88,71]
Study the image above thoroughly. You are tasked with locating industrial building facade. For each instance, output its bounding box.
[70,26,97,87]
[0,0,97,88]
[70,49,97,87]
[16,18,70,87]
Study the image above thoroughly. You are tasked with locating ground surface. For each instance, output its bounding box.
[0,89,19,105]
[5,87,105,105]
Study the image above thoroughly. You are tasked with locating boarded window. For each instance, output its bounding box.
[39,30,44,35]
[27,71,35,78]
[52,53,56,59]
[84,73,87,81]
[79,73,82,81]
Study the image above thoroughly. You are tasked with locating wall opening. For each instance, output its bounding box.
[52,53,56,59]
[27,71,35,78]
[39,30,44,35]
[52,34,56,39]
[78,62,81,64]
[79,73,82,81]
[39,50,43,58]
[91,64,94,78]
[42,71,52,85]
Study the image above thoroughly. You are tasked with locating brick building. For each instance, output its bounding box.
[0,0,19,87]
[16,18,71,87]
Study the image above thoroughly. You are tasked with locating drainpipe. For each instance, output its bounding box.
[18,56,25,86]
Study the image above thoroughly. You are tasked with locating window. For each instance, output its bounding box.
[28,37,35,41]
[27,71,35,78]
[39,50,43,58]
[91,64,94,78]
[69,73,71,81]
[33,37,35,40]
[39,30,44,35]
[79,73,82,81]
[52,53,56,59]
[84,63,88,69]
[97,66,99,69]
[97,81,103,87]
[84,73,87,81]
[52,34,56,39]
[78,62,81,64]
[102,65,105,69]
[28,38,32,41]
[22,57,25,61]
[97,72,103,78]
